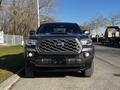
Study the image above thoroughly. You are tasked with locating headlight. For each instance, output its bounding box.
[80,39,92,45]
[26,39,37,45]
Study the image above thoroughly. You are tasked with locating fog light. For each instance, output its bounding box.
[28,52,33,57]
[85,52,90,57]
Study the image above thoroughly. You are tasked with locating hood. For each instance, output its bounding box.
[29,34,89,40]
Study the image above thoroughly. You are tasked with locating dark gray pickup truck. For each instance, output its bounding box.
[24,22,95,77]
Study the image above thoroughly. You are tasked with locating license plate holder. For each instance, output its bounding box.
[52,58,66,65]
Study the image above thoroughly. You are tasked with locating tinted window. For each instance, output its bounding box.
[36,23,82,34]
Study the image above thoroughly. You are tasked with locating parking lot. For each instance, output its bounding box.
[9,45,120,90]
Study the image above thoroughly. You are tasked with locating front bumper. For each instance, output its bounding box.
[24,46,94,71]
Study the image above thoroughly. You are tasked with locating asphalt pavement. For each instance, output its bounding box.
[10,45,120,90]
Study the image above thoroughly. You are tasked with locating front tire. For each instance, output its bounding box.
[25,60,34,78]
[82,61,94,77]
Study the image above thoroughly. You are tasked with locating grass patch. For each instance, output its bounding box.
[0,46,24,83]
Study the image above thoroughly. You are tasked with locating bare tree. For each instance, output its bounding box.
[82,22,96,32]
[0,0,57,36]
[91,15,105,42]
[82,14,106,42]
[106,13,120,26]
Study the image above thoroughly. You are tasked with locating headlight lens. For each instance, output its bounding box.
[80,39,92,45]
[26,39,37,45]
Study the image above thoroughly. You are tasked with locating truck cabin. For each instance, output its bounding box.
[105,26,120,38]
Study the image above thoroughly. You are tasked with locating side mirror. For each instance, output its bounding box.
[84,31,90,35]
[29,30,35,36]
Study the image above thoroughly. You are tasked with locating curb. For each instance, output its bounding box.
[0,67,24,90]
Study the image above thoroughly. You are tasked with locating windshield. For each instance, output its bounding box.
[36,23,82,34]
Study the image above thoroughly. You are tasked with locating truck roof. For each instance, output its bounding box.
[40,22,78,25]
[106,26,119,29]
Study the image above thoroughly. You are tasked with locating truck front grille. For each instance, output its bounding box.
[37,38,81,54]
